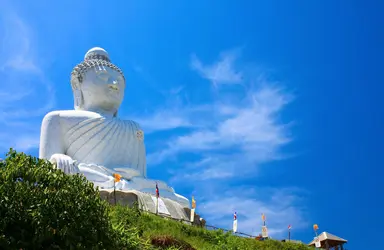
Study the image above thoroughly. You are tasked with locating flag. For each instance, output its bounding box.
[190,196,196,222]
[113,173,121,183]
[313,224,319,231]
[156,182,159,198]
[261,213,266,222]
[233,212,238,233]
[288,225,292,230]
[112,173,121,205]
[191,196,196,209]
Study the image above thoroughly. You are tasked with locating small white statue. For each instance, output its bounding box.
[39,47,189,208]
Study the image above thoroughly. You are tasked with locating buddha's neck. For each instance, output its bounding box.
[81,106,117,118]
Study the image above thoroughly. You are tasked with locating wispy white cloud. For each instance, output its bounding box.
[197,186,308,237]
[191,49,243,86]
[0,8,55,152]
[137,48,304,237]
[145,50,293,176]
[135,108,194,133]
[146,85,293,178]
[134,95,213,134]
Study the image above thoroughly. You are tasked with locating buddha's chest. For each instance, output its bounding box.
[62,117,144,165]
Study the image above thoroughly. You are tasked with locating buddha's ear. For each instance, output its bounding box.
[73,89,84,110]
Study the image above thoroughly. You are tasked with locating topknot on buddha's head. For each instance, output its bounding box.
[84,47,111,62]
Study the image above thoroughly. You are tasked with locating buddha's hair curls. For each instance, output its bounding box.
[70,53,125,90]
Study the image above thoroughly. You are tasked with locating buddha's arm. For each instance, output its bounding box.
[134,122,147,178]
[39,111,65,160]
[139,142,147,177]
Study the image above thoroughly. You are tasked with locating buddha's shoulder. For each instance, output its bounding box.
[42,110,102,122]
[122,119,142,129]
[42,111,143,129]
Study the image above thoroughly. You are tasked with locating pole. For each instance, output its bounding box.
[156,196,159,215]
[288,229,291,242]
[114,180,116,205]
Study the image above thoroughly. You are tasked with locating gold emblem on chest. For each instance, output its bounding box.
[136,130,144,141]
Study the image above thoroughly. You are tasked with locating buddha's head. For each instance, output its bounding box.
[70,47,125,117]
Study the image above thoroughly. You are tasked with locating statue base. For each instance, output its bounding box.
[99,189,204,225]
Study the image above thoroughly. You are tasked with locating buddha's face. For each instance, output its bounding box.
[80,65,125,112]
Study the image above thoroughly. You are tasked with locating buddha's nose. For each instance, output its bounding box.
[108,78,118,85]
[108,77,117,84]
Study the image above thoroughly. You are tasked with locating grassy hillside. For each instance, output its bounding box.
[0,150,312,249]
[110,205,312,250]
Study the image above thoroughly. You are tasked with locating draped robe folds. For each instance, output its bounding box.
[40,111,190,208]
[64,116,147,189]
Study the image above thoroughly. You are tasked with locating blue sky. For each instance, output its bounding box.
[0,0,382,248]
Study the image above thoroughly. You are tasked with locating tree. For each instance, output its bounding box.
[0,149,130,249]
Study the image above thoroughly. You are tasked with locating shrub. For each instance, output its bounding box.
[0,149,140,249]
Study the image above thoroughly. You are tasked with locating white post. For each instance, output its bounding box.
[190,208,195,222]
[156,196,159,215]
[233,219,238,233]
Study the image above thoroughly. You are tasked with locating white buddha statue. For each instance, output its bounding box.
[39,47,189,209]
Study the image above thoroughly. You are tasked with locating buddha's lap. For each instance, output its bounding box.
[77,165,173,192]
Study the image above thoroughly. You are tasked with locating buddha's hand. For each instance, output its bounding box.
[49,154,80,174]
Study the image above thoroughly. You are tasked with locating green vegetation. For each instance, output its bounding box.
[0,149,139,249]
[111,205,312,250]
[0,150,312,250]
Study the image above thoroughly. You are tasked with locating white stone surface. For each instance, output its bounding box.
[39,47,189,209]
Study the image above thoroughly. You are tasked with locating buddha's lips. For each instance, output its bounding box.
[109,85,119,91]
